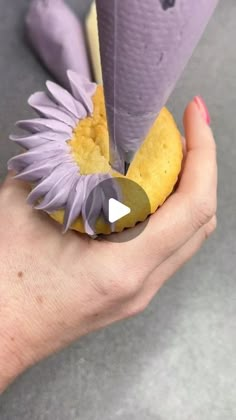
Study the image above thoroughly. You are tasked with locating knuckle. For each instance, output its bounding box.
[117,274,143,299]
[110,263,145,299]
[203,215,217,239]
[100,271,143,301]
[125,299,148,318]
[97,249,144,300]
[192,197,216,230]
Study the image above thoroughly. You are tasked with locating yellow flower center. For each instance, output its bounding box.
[68,86,111,175]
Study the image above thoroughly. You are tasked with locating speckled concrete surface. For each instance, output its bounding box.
[0,1,235,419]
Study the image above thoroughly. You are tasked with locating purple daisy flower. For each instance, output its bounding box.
[8,71,120,235]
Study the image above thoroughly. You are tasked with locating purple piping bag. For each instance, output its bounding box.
[25,0,91,89]
[96,0,219,172]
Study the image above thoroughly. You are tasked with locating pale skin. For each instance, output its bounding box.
[0,100,217,393]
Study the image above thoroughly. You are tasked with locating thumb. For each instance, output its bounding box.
[178,96,217,196]
[183,96,213,152]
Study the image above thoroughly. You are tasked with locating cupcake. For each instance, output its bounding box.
[8,71,182,235]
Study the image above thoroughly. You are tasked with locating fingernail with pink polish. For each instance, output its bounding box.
[194,96,211,125]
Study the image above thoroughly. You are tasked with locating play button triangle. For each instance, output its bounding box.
[108,198,131,223]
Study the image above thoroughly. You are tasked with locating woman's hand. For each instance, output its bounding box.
[0,98,217,392]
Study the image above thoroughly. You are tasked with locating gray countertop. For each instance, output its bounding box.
[0,1,235,419]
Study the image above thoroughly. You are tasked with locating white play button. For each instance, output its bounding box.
[108,198,131,223]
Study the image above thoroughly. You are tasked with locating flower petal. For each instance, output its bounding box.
[27,163,77,205]
[83,184,103,235]
[46,81,87,119]
[63,176,86,232]
[10,133,49,149]
[35,167,78,212]
[8,143,69,172]
[28,92,77,127]
[67,70,97,98]
[10,131,71,149]
[16,118,73,135]
[14,155,70,182]
[67,70,96,114]
[81,175,102,235]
